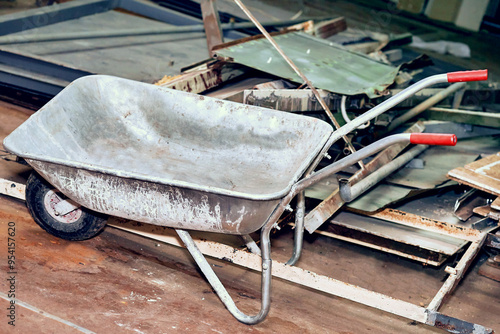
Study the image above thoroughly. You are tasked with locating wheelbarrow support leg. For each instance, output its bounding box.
[176,228,272,325]
[286,191,305,266]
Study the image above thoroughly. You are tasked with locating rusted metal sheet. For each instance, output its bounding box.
[200,0,224,55]
[213,31,400,98]
[448,152,500,196]
[312,224,447,265]
[325,210,466,258]
[356,208,484,241]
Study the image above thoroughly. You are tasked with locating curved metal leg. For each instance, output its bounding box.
[240,234,261,255]
[176,228,272,325]
[286,191,305,265]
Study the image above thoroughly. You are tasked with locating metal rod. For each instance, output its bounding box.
[233,0,363,168]
[452,85,467,109]
[387,82,466,132]
[240,234,261,255]
[286,192,305,265]
[176,228,272,325]
[340,95,370,129]
[0,18,327,45]
[339,144,428,202]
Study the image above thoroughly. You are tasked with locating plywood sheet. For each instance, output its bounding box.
[448,152,500,196]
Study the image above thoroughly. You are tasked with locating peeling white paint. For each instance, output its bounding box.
[475,160,500,175]
[32,162,256,234]
[56,169,225,231]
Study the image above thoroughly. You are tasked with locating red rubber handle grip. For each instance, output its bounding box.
[410,133,457,146]
[447,70,488,82]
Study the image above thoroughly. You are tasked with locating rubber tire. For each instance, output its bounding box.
[25,172,108,241]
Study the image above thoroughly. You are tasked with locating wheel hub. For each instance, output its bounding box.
[44,190,82,223]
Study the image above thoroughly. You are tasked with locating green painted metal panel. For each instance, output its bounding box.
[214,32,399,98]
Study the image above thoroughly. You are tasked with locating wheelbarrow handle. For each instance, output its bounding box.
[409,133,457,146]
[447,69,488,83]
[296,133,458,193]
[327,69,488,144]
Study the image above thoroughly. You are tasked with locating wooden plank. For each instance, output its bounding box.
[492,197,500,211]
[448,152,500,196]
[478,261,500,282]
[473,205,500,220]
[200,0,224,55]
[314,17,347,39]
[155,62,247,94]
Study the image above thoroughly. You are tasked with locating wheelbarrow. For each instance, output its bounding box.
[3,70,487,324]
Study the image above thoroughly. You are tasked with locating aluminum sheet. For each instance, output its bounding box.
[214,32,400,98]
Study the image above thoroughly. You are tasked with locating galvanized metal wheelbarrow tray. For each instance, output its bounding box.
[3,71,487,325]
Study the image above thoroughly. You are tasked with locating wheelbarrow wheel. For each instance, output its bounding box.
[25,172,107,241]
